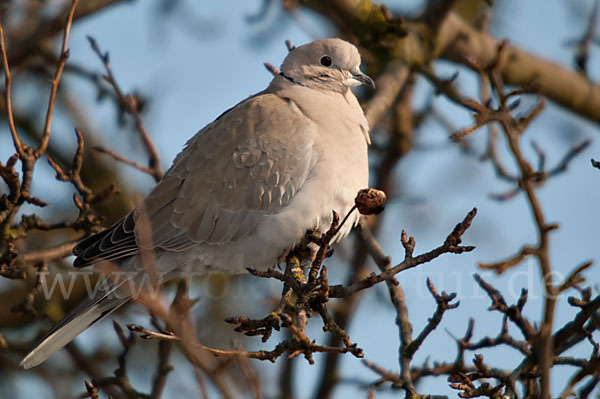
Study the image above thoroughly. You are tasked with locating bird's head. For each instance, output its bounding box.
[279,38,375,93]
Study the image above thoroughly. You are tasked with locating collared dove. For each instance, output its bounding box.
[21,38,374,369]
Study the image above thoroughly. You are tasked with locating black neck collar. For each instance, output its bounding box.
[280,72,305,87]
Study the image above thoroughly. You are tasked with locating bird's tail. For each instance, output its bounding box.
[20,272,136,369]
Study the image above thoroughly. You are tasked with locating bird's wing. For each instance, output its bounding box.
[73,93,317,267]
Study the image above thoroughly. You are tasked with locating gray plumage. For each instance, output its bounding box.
[20,38,373,369]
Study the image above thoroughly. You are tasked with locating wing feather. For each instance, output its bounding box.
[73,93,317,267]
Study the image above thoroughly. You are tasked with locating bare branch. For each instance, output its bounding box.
[36,0,79,158]
[87,36,163,181]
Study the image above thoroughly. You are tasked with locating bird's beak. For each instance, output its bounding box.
[351,68,375,89]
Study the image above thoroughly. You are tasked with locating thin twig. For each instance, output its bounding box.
[87,36,163,181]
[36,0,79,158]
[0,24,24,157]
[94,145,156,176]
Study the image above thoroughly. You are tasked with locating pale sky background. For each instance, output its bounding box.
[2,0,600,397]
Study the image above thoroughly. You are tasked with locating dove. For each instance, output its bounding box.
[20,38,374,369]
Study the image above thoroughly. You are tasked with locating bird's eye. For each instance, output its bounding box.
[320,56,332,67]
